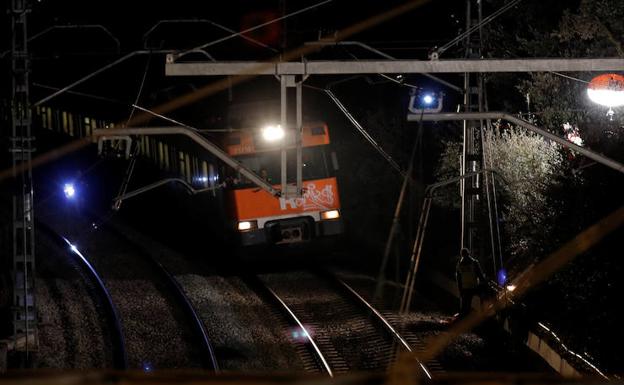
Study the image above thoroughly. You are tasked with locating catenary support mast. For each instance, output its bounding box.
[9,0,38,362]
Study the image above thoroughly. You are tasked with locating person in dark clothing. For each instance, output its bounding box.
[455,248,487,317]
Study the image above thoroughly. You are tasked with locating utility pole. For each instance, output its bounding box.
[280,0,287,52]
[461,0,486,258]
[9,0,38,363]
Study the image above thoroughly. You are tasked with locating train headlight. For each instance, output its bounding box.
[262,125,284,142]
[238,220,258,231]
[320,209,340,220]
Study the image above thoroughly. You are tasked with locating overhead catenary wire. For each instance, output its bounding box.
[130,104,199,132]
[1,0,435,184]
[324,89,405,177]
[178,0,333,57]
[436,0,522,56]
[114,53,153,210]
[142,19,279,53]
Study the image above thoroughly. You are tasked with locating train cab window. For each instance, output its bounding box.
[228,147,331,188]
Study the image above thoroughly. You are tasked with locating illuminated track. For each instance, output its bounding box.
[321,270,433,379]
[243,275,334,376]
[250,270,432,376]
[96,218,219,372]
[37,222,128,369]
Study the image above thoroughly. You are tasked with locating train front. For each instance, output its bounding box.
[224,123,344,246]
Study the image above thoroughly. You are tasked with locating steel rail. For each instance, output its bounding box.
[61,236,128,369]
[93,216,220,372]
[36,222,128,369]
[151,258,220,371]
[245,276,333,377]
[323,272,432,379]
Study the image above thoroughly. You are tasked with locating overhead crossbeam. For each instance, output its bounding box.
[91,126,280,197]
[165,57,624,76]
[411,112,624,175]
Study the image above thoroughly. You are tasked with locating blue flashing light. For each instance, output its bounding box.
[142,361,153,372]
[497,269,508,286]
[422,94,434,105]
[63,183,76,199]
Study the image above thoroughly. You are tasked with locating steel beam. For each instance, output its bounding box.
[410,112,624,174]
[166,58,624,76]
[92,127,281,197]
[9,0,38,360]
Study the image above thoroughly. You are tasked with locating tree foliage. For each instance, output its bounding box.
[435,123,568,267]
[477,0,624,371]
[483,124,568,263]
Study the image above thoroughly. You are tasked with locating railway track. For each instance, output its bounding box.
[90,217,219,371]
[42,212,218,371]
[244,270,431,377]
[38,222,128,369]
[331,271,446,374]
[243,275,333,376]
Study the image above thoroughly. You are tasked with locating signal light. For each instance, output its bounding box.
[63,183,76,199]
[320,209,340,220]
[407,91,444,115]
[422,94,434,105]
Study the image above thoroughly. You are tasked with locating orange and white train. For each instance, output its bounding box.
[223,122,344,246]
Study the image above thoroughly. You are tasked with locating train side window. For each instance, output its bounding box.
[164,144,170,171]
[185,153,191,183]
[331,151,339,171]
[158,142,164,168]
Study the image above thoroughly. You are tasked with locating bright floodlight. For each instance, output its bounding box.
[422,94,434,105]
[63,183,76,199]
[262,124,285,141]
[587,89,624,108]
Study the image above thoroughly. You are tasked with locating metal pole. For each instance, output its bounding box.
[416,112,624,174]
[296,80,303,194]
[92,127,281,196]
[399,197,431,314]
[373,131,420,301]
[280,76,288,196]
[9,0,38,362]
[305,41,463,93]
[482,128,498,273]
[398,169,496,315]
[401,197,432,315]
[114,178,220,202]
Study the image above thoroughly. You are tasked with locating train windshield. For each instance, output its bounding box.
[229,147,331,188]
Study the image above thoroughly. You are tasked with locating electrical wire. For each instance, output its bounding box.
[114,53,153,210]
[437,0,522,56]
[180,0,333,56]
[130,104,199,132]
[549,71,590,84]
[125,53,152,127]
